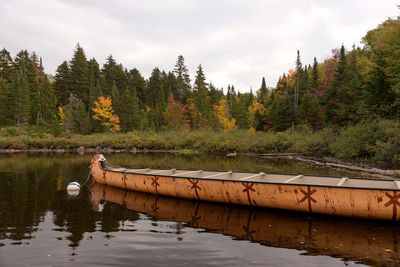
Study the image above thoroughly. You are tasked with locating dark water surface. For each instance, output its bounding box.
[0,152,399,266]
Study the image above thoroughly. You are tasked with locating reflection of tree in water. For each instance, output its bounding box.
[0,153,141,248]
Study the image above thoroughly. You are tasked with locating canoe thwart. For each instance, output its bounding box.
[283,175,303,183]
[337,177,348,186]
[173,170,203,176]
[239,172,266,181]
[147,169,176,175]
[203,171,232,179]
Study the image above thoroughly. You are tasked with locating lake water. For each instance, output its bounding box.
[0,152,399,266]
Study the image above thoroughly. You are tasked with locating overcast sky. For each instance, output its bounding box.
[0,0,398,92]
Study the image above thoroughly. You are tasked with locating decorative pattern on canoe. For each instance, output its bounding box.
[299,186,317,212]
[90,154,400,221]
[385,191,400,221]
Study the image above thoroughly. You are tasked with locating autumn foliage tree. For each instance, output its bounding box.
[214,99,237,132]
[164,94,186,130]
[92,96,120,132]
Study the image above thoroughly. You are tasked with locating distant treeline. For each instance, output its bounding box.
[0,16,399,135]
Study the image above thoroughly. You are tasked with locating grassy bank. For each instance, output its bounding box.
[1,120,400,163]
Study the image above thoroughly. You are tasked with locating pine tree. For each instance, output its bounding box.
[0,48,14,82]
[208,82,223,106]
[173,55,191,103]
[339,46,362,123]
[294,50,302,123]
[101,55,128,97]
[362,51,393,118]
[11,71,30,126]
[128,68,146,105]
[193,64,210,115]
[87,58,101,131]
[324,45,347,125]
[259,77,268,104]
[193,64,210,127]
[310,57,320,92]
[115,87,140,132]
[69,44,89,107]
[146,68,163,107]
[299,91,320,129]
[0,78,9,126]
[54,61,72,105]
[153,89,166,132]
[73,100,89,134]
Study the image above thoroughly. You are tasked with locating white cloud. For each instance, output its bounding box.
[0,0,398,92]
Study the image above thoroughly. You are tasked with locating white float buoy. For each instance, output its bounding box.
[67,182,81,196]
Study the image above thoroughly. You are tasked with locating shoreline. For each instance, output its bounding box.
[1,147,399,178]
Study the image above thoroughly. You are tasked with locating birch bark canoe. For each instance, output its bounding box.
[90,154,400,221]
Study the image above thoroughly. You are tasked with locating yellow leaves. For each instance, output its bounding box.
[92,96,120,132]
[57,106,65,126]
[247,100,266,130]
[247,127,256,134]
[214,99,237,132]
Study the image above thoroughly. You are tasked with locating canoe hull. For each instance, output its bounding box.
[90,154,400,221]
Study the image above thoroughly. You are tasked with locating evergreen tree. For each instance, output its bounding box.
[114,87,140,132]
[173,55,191,103]
[87,58,101,131]
[0,48,14,82]
[69,44,89,107]
[362,51,393,118]
[73,100,89,134]
[208,82,224,106]
[294,50,302,122]
[310,57,320,92]
[54,61,72,105]
[193,64,210,127]
[128,68,146,105]
[299,91,320,129]
[101,55,128,96]
[324,45,348,125]
[339,46,363,123]
[153,89,166,132]
[37,81,58,129]
[0,78,10,126]
[11,71,30,126]
[259,77,268,104]
[146,68,163,107]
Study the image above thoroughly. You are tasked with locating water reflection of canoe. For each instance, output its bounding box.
[91,154,400,220]
[90,183,400,266]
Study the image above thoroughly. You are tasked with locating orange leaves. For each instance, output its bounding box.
[164,94,186,130]
[92,96,120,132]
[249,100,265,115]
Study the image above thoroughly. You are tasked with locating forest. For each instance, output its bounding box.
[0,16,399,162]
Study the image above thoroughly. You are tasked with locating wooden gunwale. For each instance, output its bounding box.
[98,160,400,191]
